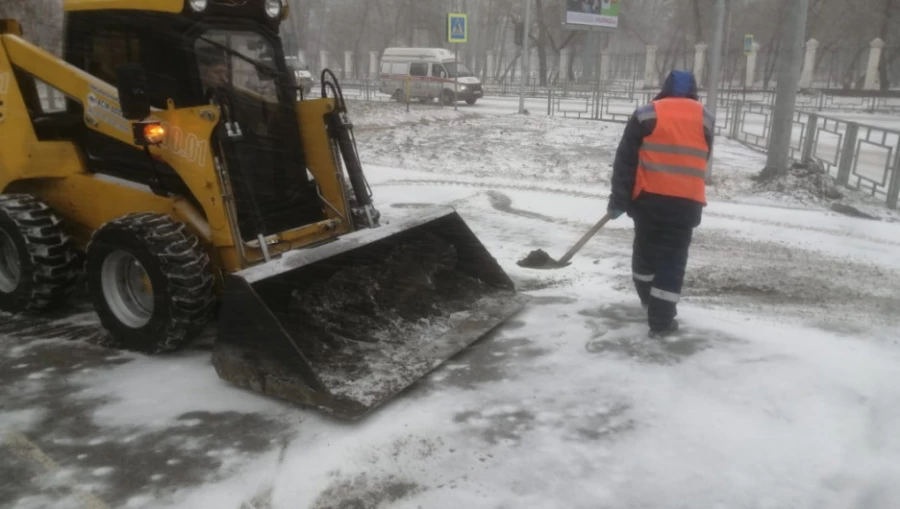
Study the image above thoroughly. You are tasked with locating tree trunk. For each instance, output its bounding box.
[352,0,373,79]
[535,0,548,87]
[878,0,893,91]
[289,0,312,54]
[407,0,416,46]
[841,46,866,90]
[690,0,704,42]
[495,15,508,81]
[761,1,788,89]
[499,48,521,83]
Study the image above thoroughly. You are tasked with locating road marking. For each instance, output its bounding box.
[3,430,113,509]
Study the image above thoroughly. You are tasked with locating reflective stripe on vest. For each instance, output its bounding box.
[633,98,709,205]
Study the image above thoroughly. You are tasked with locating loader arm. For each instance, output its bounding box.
[0,32,86,189]
[0,33,232,233]
[1,33,138,152]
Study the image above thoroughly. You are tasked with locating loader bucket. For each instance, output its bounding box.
[211,206,529,420]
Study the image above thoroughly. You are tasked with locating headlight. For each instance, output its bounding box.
[188,0,208,12]
[264,0,283,18]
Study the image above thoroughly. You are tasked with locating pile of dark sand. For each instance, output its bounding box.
[753,160,844,202]
[286,232,490,362]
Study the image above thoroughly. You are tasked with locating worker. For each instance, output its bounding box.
[197,50,238,121]
[199,52,229,90]
[606,70,714,339]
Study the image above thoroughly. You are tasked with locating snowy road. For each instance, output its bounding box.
[3,104,900,509]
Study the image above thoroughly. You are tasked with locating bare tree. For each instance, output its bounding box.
[2,0,891,90]
[0,0,64,54]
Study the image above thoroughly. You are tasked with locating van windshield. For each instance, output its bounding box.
[442,61,473,78]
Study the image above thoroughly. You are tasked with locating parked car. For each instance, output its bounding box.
[285,55,314,98]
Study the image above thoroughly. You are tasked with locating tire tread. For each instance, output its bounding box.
[88,212,216,352]
[0,193,80,312]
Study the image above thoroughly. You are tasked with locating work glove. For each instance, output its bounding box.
[608,206,625,220]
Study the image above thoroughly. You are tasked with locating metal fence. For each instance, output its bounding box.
[722,101,900,209]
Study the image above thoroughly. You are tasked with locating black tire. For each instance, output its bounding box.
[0,193,80,313]
[442,90,455,106]
[86,213,216,353]
[465,97,477,105]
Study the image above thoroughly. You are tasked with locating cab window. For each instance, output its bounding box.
[194,31,280,104]
[87,31,141,86]
[431,64,448,79]
[65,15,190,109]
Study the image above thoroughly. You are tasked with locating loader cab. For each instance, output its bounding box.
[58,1,325,243]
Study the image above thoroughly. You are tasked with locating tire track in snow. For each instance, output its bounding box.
[379,178,601,200]
[2,431,113,509]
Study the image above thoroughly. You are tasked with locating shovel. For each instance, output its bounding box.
[517,213,612,270]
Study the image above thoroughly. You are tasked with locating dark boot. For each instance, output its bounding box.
[648,319,679,339]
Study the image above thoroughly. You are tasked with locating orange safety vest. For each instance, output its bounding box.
[632,98,709,205]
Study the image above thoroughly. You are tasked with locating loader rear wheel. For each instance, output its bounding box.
[0,194,81,313]
[86,213,216,353]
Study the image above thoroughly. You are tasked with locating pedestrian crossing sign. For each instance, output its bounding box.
[744,35,755,55]
[448,13,468,44]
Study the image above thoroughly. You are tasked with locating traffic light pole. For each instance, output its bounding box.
[705,0,726,183]
[454,44,459,111]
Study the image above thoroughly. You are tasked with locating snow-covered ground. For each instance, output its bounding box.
[3,101,900,509]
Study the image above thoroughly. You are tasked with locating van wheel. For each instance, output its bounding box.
[442,91,455,106]
[86,213,216,353]
[392,90,404,102]
[0,194,81,314]
[466,97,477,105]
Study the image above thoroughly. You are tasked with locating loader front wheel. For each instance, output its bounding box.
[86,213,216,353]
[0,194,81,313]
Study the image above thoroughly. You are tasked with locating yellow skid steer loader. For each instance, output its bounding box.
[0,0,527,419]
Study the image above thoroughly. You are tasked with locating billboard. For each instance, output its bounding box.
[563,0,621,30]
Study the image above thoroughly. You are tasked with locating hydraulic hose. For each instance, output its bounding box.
[320,69,375,214]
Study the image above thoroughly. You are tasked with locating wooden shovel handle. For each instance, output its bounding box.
[556,213,613,266]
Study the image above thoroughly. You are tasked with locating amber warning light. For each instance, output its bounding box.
[144,124,166,144]
[133,121,166,146]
